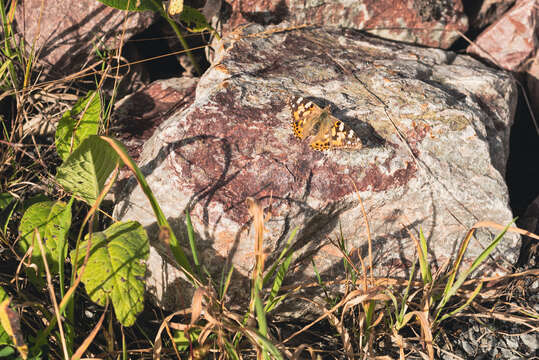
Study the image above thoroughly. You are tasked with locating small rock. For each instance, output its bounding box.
[520,332,539,353]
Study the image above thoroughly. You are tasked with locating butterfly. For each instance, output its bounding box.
[287,96,363,151]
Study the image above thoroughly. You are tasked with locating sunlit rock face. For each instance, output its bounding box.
[114,25,519,311]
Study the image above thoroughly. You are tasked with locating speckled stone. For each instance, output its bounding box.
[114,24,520,311]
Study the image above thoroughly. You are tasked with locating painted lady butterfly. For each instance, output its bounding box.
[287,96,363,151]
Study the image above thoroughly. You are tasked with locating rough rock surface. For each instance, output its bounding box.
[114,25,519,310]
[467,0,516,31]
[109,77,199,194]
[467,0,538,72]
[215,0,468,49]
[111,77,199,165]
[15,0,156,75]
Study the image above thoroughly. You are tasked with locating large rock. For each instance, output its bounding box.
[214,0,468,49]
[114,25,519,310]
[15,0,156,75]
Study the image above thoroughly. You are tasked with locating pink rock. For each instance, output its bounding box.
[215,0,468,49]
[15,0,156,75]
[112,77,199,164]
[115,25,519,310]
[467,0,538,72]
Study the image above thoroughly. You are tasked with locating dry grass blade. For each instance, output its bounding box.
[197,322,214,348]
[326,310,354,358]
[191,287,206,325]
[474,268,539,284]
[391,329,406,360]
[35,229,68,359]
[466,303,539,330]
[342,289,390,310]
[291,344,317,360]
[72,300,108,360]
[164,316,182,360]
[246,197,265,275]
[473,220,539,240]
[349,178,373,281]
[153,309,193,360]
[412,310,433,360]
[14,245,36,292]
[283,289,389,345]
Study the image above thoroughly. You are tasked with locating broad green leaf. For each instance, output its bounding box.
[96,0,162,11]
[179,5,210,32]
[18,200,72,283]
[173,328,200,351]
[0,287,10,345]
[0,193,16,234]
[56,135,120,205]
[55,91,101,161]
[71,221,149,327]
[0,193,13,210]
[0,346,15,357]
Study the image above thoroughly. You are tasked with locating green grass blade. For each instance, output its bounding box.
[438,281,483,323]
[264,250,293,313]
[418,228,432,284]
[263,227,297,286]
[100,136,196,283]
[185,209,199,268]
[223,339,240,360]
[254,280,268,337]
[248,329,284,360]
[220,265,234,301]
[435,220,513,321]
[398,260,416,324]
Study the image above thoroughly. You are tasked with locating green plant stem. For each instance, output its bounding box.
[150,0,201,75]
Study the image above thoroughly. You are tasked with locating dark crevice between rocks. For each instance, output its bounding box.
[507,90,539,268]
[239,0,289,25]
[124,17,211,82]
